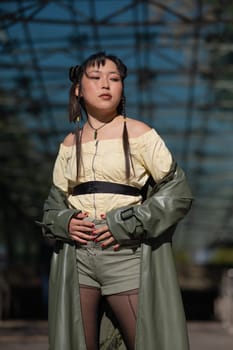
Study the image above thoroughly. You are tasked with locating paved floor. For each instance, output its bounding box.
[0,320,232,349]
[188,322,233,349]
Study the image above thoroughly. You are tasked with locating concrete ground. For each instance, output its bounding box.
[0,320,232,349]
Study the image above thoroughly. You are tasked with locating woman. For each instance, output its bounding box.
[41,52,193,350]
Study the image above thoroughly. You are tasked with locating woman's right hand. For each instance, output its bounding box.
[68,212,95,244]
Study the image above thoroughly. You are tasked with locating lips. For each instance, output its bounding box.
[99,93,112,99]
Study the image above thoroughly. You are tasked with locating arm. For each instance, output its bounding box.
[40,142,97,242]
[41,184,81,240]
[106,163,193,243]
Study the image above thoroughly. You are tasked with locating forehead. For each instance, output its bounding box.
[86,59,119,73]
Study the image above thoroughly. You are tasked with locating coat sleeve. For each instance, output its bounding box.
[39,184,81,240]
[106,163,193,243]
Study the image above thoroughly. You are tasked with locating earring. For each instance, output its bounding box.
[74,115,80,123]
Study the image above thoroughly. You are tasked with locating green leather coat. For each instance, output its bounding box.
[41,164,193,350]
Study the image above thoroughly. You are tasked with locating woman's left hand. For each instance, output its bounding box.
[93,214,120,251]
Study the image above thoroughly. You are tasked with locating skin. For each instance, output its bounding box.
[69,59,123,250]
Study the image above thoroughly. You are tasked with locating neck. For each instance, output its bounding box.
[87,113,118,127]
[85,114,120,140]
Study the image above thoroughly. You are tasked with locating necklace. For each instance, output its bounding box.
[87,119,107,140]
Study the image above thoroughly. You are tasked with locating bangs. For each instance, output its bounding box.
[84,52,127,80]
[86,55,106,69]
[69,52,127,84]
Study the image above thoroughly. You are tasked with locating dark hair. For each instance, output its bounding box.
[68,52,132,181]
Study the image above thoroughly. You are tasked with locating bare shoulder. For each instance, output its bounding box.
[62,132,75,147]
[126,117,152,138]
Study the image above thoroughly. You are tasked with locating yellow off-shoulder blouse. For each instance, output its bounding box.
[53,129,172,219]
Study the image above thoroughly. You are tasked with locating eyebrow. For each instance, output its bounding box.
[87,69,120,75]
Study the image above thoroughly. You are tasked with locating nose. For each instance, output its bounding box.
[101,76,110,89]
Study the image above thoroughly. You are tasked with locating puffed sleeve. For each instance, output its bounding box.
[38,144,81,240]
[53,144,69,193]
[138,129,173,182]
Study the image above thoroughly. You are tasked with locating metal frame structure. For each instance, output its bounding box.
[0,0,233,266]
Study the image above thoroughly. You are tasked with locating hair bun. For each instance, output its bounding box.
[69,65,82,83]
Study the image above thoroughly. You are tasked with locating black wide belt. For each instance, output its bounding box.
[72,181,141,197]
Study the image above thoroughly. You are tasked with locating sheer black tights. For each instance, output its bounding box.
[79,286,138,350]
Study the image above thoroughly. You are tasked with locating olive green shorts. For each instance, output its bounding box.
[75,218,141,296]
